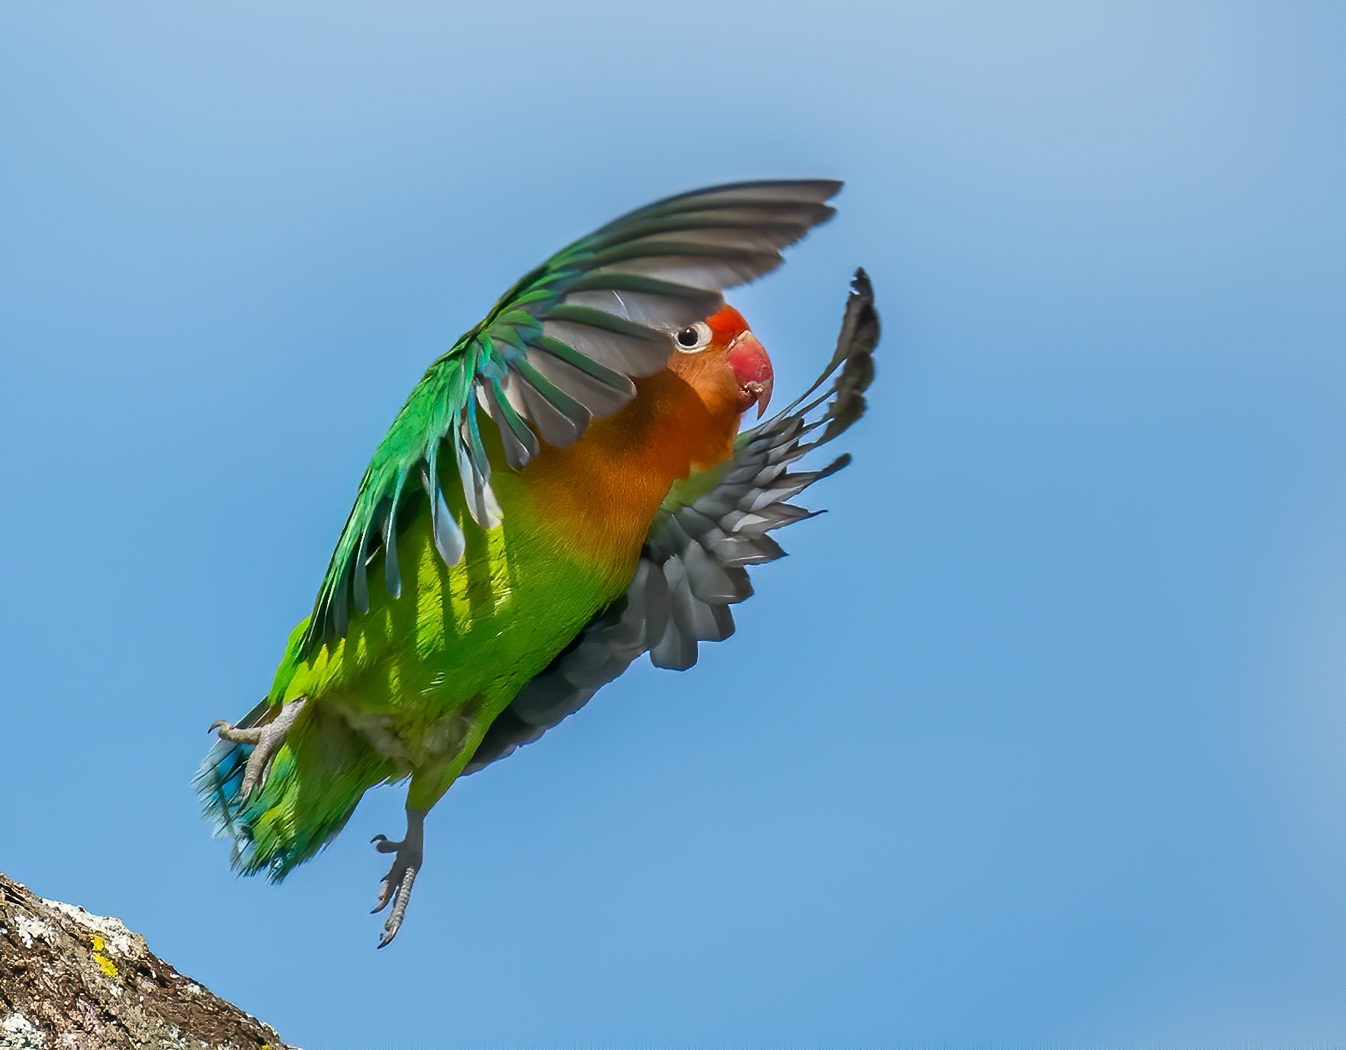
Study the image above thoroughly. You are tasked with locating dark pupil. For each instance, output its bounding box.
[677,327,699,347]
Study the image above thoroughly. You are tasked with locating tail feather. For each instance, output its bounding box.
[194,699,394,881]
[194,697,271,865]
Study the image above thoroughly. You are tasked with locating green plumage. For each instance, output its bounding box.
[240,479,626,877]
[195,181,868,897]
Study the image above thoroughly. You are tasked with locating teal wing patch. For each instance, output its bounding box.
[302,180,842,655]
[466,269,881,773]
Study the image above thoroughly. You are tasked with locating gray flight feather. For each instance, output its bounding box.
[539,317,670,377]
[650,615,697,671]
[432,490,465,568]
[566,288,721,329]
[524,348,636,419]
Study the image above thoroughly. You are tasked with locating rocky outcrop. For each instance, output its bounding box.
[0,872,293,1050]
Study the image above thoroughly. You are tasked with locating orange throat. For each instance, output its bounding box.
[503,369,744,574]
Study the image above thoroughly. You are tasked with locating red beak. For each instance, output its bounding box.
[725,330,774,418]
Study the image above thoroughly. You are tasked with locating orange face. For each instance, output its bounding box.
[666,305,775,421]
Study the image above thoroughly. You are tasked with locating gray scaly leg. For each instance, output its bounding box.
[209,697,306,800]
[371,807,425,948]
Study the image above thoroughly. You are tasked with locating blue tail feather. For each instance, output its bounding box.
[193,698,270,866]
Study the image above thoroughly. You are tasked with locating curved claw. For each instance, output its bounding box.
[377,868,417,948]
[369,809,425,948]
[371,846,415,913]
[210,698,306,800]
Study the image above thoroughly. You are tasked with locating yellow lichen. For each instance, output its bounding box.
[91,935,118,977]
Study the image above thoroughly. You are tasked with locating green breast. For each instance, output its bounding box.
[268,493,629,782]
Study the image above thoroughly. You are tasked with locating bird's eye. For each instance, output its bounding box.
[674,322,713,353]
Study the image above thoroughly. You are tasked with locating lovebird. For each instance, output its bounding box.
[197,180,879,946]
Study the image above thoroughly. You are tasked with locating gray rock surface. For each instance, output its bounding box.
[0,872,293,1050]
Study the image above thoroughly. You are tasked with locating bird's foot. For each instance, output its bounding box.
[371,808,426,948]
[209,697,306,801]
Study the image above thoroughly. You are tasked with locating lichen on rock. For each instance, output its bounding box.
[0,872,294,1050]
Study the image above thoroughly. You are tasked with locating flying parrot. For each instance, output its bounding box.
[197,180,879,947]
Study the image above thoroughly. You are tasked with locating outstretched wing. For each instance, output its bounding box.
[465,269,881,774]
[301,180,842,656]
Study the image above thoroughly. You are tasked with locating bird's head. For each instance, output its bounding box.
[666,305,774,422]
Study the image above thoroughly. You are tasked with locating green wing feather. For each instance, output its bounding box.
[301,180,842,657]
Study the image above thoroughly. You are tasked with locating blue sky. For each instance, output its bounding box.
[2,2,1344,1047]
